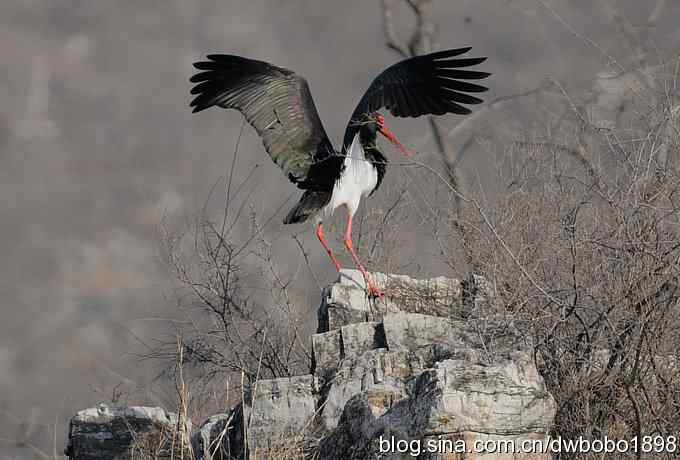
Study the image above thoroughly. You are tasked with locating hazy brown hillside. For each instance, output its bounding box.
[1,1,678,458]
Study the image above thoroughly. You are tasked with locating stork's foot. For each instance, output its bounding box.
[366,281,385,300]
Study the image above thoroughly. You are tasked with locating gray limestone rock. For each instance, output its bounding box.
[66,270,555,460]
[65,405,188,460]
[244,374,318,456]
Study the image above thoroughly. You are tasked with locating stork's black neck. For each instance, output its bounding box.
[358,124,387,193]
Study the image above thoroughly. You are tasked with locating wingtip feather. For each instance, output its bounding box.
[429,47,473,60]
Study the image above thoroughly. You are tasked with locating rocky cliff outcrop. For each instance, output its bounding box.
[66,270,556,459]
[65,405,190,459]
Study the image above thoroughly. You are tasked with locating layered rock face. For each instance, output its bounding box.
[194,270,556,460]
[65,405,189,459]
[66,270,556,459]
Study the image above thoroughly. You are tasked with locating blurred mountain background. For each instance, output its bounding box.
[1,1,678,458]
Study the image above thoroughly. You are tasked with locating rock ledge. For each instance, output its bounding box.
[66,270,555,460]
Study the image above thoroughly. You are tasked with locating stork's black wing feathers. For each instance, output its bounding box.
[190,55,335,187]
[343,47,490,147]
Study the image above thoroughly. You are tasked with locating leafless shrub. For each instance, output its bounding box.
[159,206,311,381]
[445,60,680,458]
[127,420,188,460]
[374,4,680,455]
[140,126,315,435]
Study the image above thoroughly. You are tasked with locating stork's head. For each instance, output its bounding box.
[369,112,413,158]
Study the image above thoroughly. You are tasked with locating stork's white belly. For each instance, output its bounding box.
[321,133,377,220]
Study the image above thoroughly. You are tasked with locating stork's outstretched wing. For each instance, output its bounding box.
[190,55,335,187]
[343,48,490,147]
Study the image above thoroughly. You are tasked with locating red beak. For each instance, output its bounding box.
[378,123,413,159]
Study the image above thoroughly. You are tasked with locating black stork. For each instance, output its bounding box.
[190,48,490,298]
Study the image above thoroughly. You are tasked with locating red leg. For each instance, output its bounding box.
[342,213,384,299]
[316,222,342,272]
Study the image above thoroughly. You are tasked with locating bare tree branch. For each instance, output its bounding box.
[380,0,409,58]
[379,0,465,210]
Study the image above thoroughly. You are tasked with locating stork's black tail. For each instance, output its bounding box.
[284,190,331,224]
